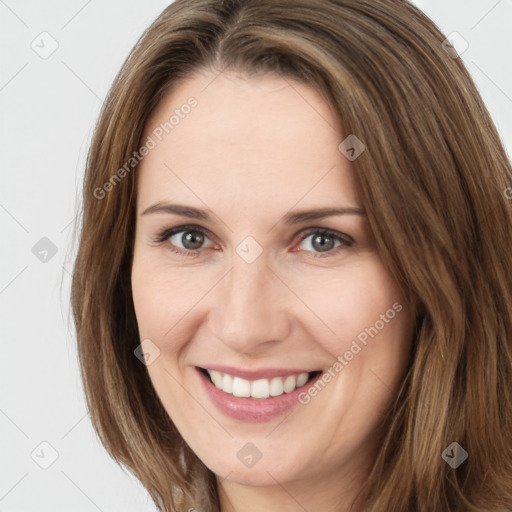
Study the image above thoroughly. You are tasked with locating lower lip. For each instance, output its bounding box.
[196,368,322,423]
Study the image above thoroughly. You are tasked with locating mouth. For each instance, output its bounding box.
[198,367,322,400]
[196,365,325,422]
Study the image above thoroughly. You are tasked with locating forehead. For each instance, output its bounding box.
[136,71,361,213]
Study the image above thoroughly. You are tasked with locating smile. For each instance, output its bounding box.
[197,367,323,422]
[205,369,313,398]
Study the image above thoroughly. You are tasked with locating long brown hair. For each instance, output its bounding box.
[71,0,512,510]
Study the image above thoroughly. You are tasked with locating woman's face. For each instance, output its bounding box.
[131,70,414,492]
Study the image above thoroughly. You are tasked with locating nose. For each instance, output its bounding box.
[210,252,292,356]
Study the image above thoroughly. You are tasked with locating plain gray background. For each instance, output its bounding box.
[1,1,511,510]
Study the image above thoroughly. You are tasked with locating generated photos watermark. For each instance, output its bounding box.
[93,96,198,200]
[298,301,403,405]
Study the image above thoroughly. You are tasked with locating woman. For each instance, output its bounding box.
[71,0,512,510]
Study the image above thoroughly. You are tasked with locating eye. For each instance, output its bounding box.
[153,225,353,259]
[169,229,212,251]
[296,228,353,258]
[154,225,215,257]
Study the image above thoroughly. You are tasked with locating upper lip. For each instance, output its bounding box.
[198,365,320,380]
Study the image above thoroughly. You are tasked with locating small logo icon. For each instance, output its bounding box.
[338,134,366,161]
[31,441,59,469]
[441,441,468,468]
[134,338,161,366]
[32,237,58,263]
[236,236,263,264]
[31,31,59,59]
[442,32,469,59]
[236,442,262,468]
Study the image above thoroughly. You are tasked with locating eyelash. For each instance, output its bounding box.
[152,224,354,259]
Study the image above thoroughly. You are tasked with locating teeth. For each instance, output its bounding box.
[222,373,233,394]
[206,370,311,399]
[296,372,309,387]
[283,375,296,393]
[251,379,270,399]
[210,370,223,388]
[232,377,251,398]
[269,377,283,397]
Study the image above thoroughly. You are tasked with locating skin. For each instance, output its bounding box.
[131,69,415,512]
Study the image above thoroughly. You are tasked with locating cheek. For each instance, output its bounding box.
[289,258,408,353]
[131,257,207,343]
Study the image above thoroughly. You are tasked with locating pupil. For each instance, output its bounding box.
[183,231,204,250]
[313,234,334,252]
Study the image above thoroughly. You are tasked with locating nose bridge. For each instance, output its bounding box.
[212,250,290,353]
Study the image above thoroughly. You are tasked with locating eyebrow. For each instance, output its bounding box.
[141,202,366,224]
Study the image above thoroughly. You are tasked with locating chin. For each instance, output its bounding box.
[215,466,290,487]
[203,450,307,487]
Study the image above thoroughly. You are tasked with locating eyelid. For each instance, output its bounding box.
[297,227,354,246]
[154,223,354,256]
[155,224,215,244]
[155,224,353,242]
